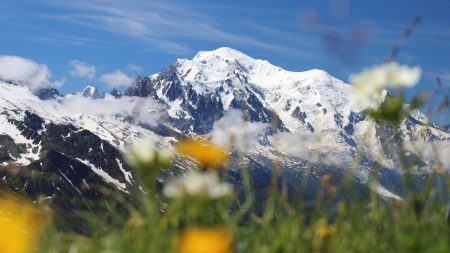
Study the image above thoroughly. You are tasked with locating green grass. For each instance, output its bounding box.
[35,165,450,253]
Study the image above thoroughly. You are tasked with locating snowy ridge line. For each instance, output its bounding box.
[0,81,174,151]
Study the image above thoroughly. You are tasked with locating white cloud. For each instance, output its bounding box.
[272,132,317,160]
[211,109,270,151]
[100,70,134,88]
[70,60,96,79]
[60,94,163,127]
[127,63,144,73]
[0,55,53,90]
[271,132,343,166]
[52,78,66,88]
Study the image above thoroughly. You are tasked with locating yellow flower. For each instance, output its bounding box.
[0,193,46,253]
[316,220,331,238]
[178,228,233,253]
[320,174,337,194]
[175,139,229,169]
[313,219,334,251]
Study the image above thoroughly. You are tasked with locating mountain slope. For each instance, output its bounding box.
[0,82,178,230]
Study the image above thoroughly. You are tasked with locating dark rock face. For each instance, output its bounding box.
[109,88,122,98]
[344,112,366,135]
[125,76,157,97]
[230,86,273,123]
[283,99,292,111]
[334,113,344,128]
[124,65,286,134]
[24,111,44,132]
[292,107,307,123]
[290,106,313,132]
[187,86,224,134]
[125,67,225,134]
[43,123,133,188]
[0,135,25,161]
[34,87,63,100]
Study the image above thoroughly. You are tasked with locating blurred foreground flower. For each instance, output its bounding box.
[0,193,46,253]
[316,219,333,238]
[313,219,334,251]
[178,227,233,253]
[320,174,337,195]
[126,138,173,169]
[163,171,233,199]
[350,62,421,109]
[386,62,421,88]
[175,139,229,169]
[125,138,173,187]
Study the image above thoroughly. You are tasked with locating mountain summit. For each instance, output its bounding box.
[73,85,105,99]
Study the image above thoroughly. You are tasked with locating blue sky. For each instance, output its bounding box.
[1,0,449,120]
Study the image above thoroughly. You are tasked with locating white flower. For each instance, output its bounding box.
[350,64,389,109]
[350,65,388,90]
[125,139,173,167]
[163,171,233,199]
[126,139,156,165]
[349,62,421,109]
[386,62,421,88]
[349,84,386,109]
[157,149,174,165]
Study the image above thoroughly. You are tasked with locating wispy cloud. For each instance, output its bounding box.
[70,60,96,79]
[33,0,313,57]
[100,70,134,88]
[31,34,99,46]
[127,64,144,73]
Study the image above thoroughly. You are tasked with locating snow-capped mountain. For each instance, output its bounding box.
[71,85,105,99]
[1,48,449,228]
[124,47,449,169]
[123,47,450,198]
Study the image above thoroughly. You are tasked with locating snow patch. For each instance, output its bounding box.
[115,158,133,184]
[76,158,128,193]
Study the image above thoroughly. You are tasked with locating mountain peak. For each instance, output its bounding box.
[84,84,95,88]
[193,47,255,62]
[109,87,122,98]
[181,47,337,92]
[79,84,105,99]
